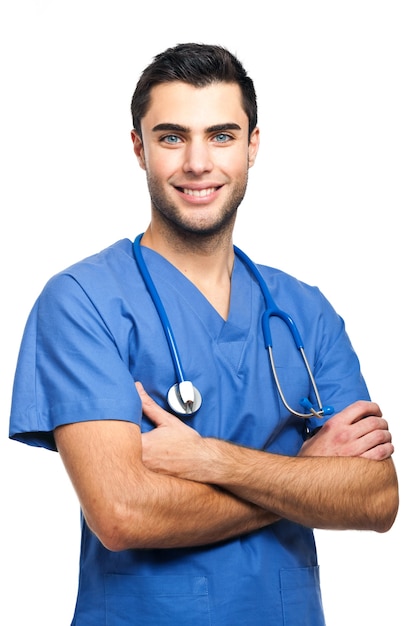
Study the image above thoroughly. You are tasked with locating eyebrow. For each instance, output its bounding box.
[151,123,242,133]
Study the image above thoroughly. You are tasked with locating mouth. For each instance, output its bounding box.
[179,186,219,198]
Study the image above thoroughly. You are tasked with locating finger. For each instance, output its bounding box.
[360,442,394,461]
[135,382,174,427]
[353,416,390,439]
[337,400,383,425]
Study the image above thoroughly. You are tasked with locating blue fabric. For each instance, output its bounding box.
[9,238,370,625]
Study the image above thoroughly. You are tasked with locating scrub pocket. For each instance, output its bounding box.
[280,566,325,626]
[105,574,211,626]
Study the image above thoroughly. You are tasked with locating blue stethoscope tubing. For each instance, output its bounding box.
[132,234,202,416]
[233,245,333,419]
[133,234,334,419]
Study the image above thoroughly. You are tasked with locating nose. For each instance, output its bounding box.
[183,139,213,175]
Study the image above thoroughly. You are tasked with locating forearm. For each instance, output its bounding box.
[192,439,398,532]
[138,391,398,533]
[55,420,277,553]
[103,468,278,551]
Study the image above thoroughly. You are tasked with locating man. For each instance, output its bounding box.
[9,43,398,625]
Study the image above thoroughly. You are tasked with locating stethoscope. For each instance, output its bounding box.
[133,234,334,419]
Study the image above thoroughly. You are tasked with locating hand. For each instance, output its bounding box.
[299,400,394,460]
[136,382,208,480]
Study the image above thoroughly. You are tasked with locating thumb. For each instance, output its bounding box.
[135,381,173,427]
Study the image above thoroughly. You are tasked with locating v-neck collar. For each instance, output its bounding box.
[140,246,254,345]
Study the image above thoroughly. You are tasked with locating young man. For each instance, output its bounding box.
[9,43,398,625]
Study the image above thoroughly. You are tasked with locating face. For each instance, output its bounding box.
[131,81,259,238]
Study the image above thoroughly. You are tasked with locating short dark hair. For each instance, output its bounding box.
[131,43,257,140]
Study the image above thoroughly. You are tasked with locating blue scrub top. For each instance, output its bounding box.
[9,238,370,626]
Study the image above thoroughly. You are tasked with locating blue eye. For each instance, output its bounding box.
[162,135,181,144]
[214,133,231,143]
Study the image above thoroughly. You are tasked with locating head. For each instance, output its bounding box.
[131,43,257,142]
[130,44,260,243]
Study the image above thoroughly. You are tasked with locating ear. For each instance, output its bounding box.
[248,127,260,168]
[131,130,146,170]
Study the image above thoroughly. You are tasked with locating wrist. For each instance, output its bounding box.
[200,438,245,485]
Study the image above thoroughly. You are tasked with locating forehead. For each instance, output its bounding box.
[142,81,248,130]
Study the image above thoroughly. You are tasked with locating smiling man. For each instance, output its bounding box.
[133,82,258,239]
[9,43,398,626]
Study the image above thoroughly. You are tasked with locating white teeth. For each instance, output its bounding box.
[183,187,216,197]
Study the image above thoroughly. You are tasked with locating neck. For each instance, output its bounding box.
[140,225,235,319]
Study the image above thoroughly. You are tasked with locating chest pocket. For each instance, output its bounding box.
[105,574,211,626]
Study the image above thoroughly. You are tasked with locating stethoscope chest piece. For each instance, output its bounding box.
[167,381,203,417]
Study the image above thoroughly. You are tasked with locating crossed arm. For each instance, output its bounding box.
[54,384,398,552]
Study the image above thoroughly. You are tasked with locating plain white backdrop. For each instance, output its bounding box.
[1,1,415,624]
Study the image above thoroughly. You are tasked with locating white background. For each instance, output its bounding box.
[1,1,415,624]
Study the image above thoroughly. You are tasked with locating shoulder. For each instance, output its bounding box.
[41,239,136,299]
[254,261,329,309]
[246,260,343,337]
[51,238,134,280]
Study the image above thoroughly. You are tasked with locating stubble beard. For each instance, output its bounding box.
[146,172,249,242]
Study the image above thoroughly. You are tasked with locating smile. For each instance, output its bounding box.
[181,187,218,197]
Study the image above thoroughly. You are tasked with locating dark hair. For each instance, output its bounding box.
[131,43,257,140]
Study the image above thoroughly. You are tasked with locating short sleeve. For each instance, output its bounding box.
[9,272,142,450]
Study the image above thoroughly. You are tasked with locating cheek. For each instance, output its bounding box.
[147,151,181,178]
[225,153,250,178]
